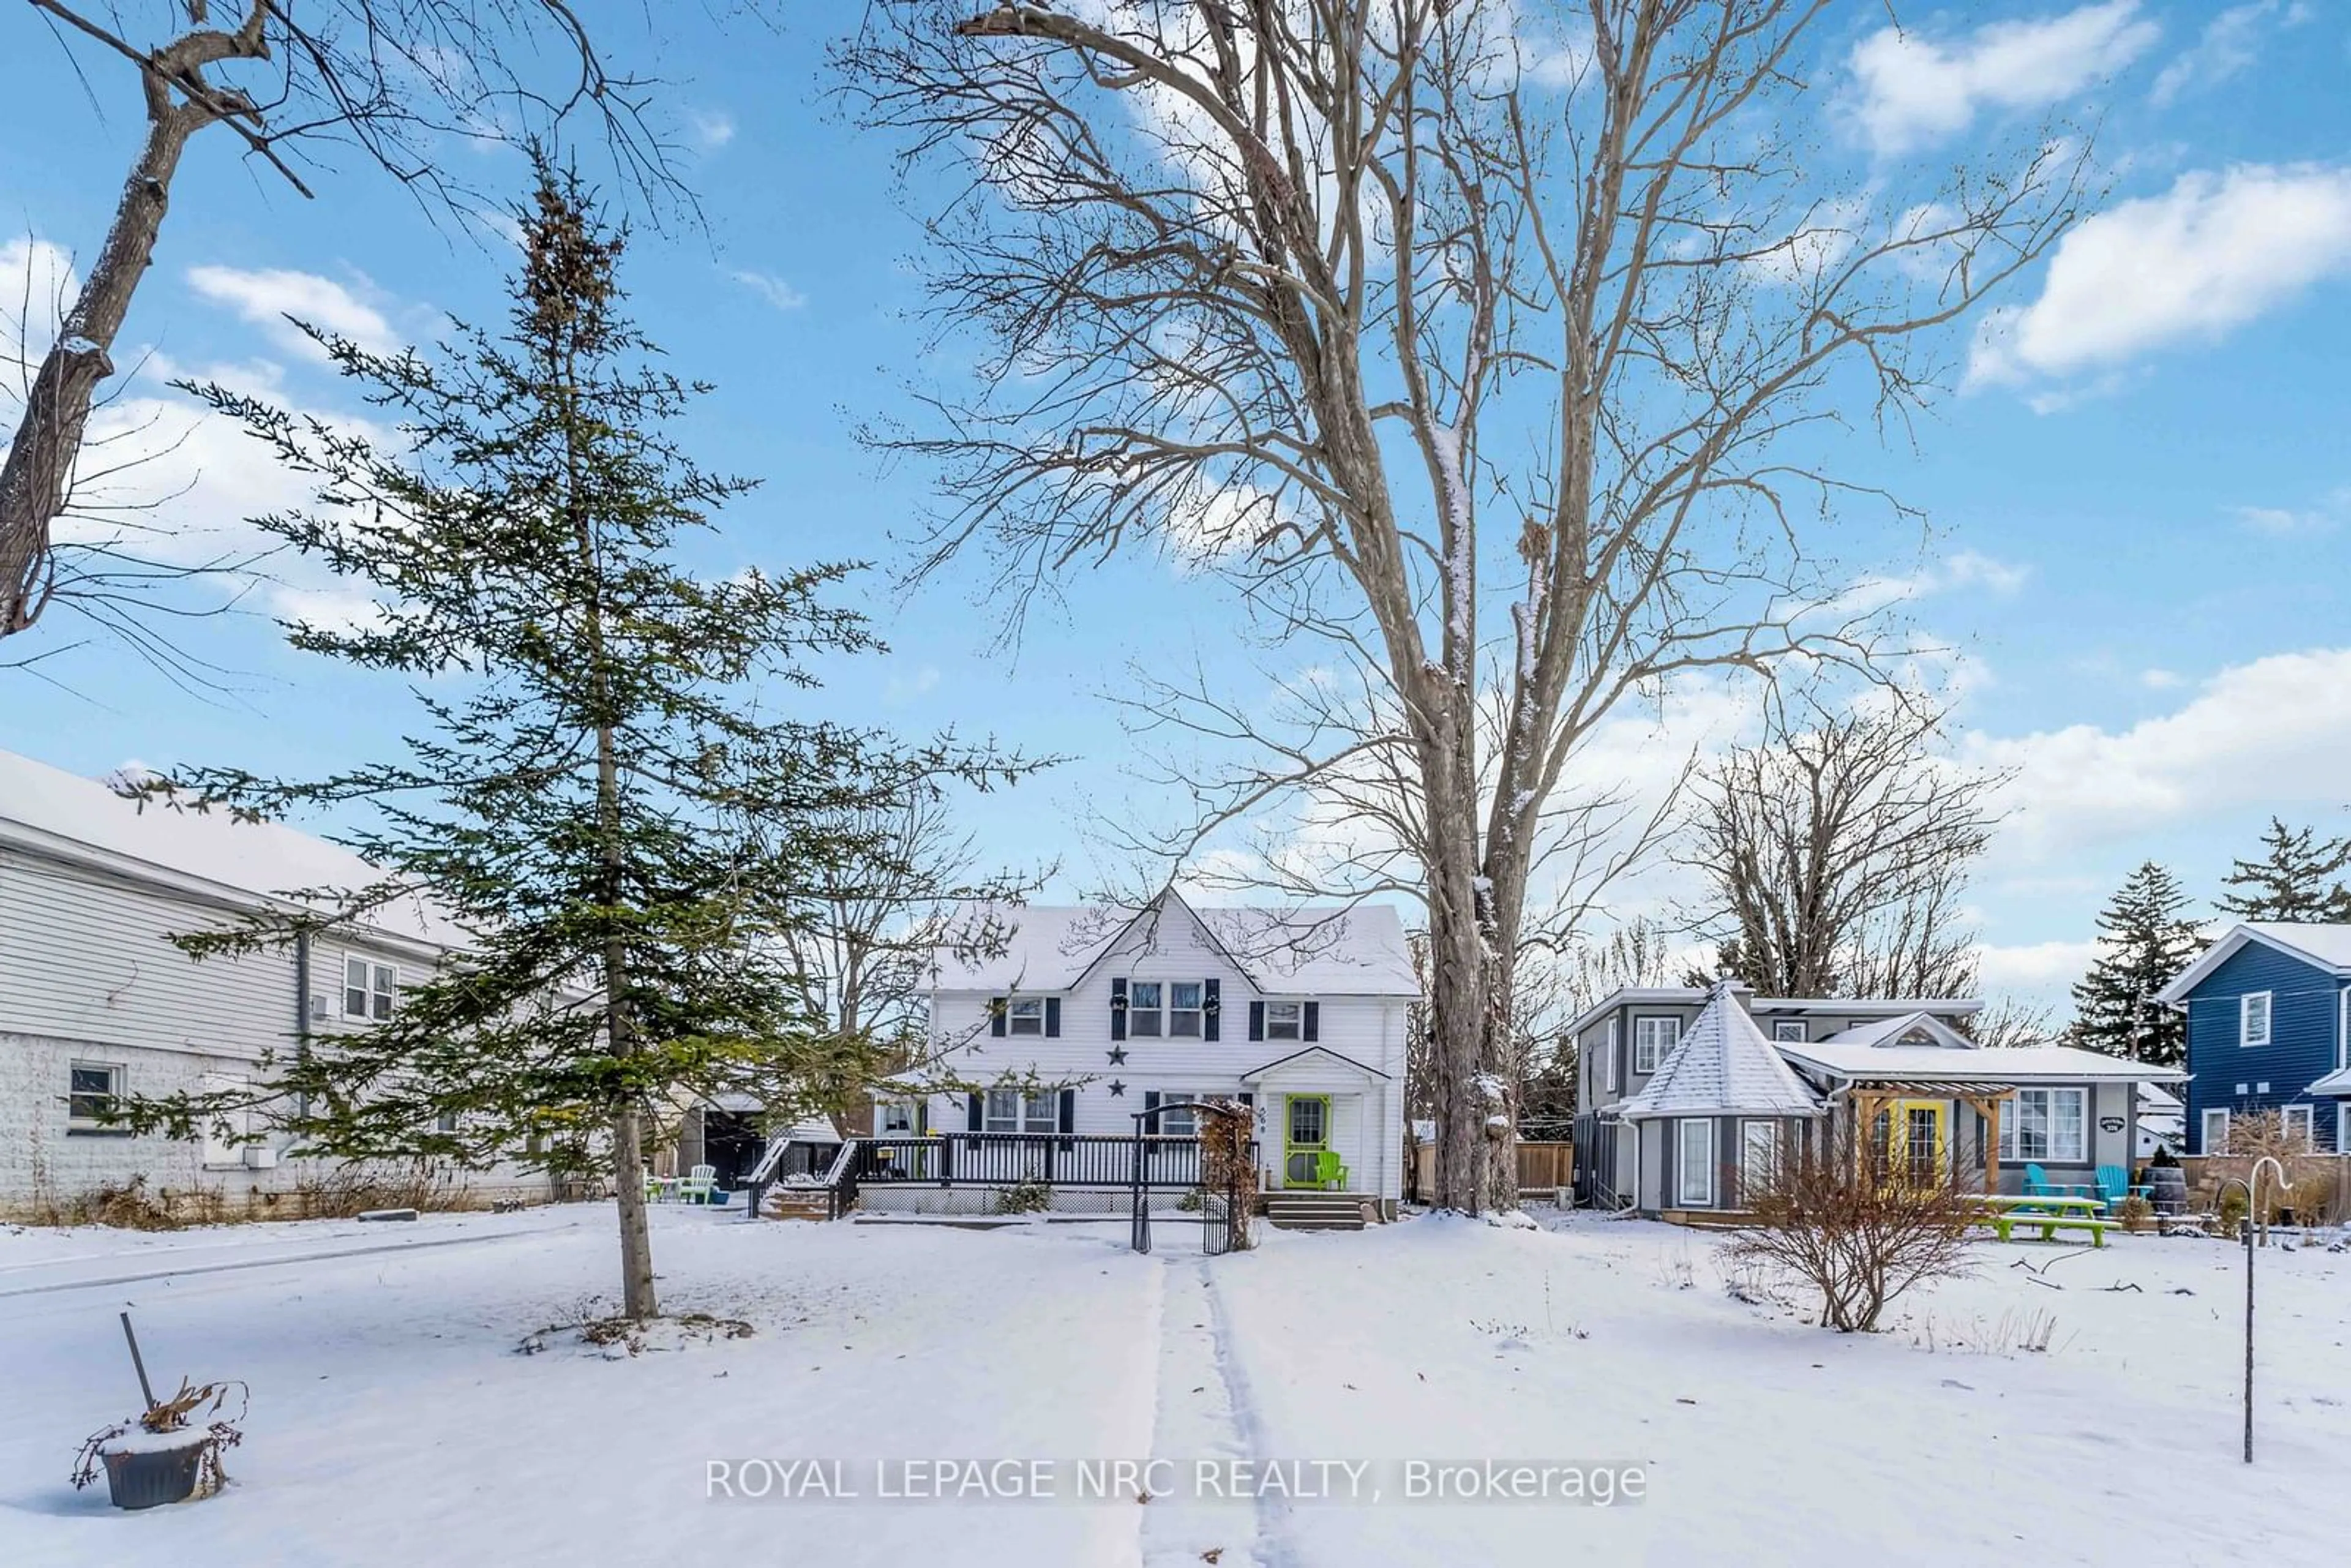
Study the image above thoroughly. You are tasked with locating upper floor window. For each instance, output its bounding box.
[1773,1021,1806,1043]
[1169,982,1204,1037]
[1633,1016,1680,1073]
[1265,1001,1303,1041]
[2240,991,2272,1048]
[345,958,397,1021]
[1130,981,1164,1037]
[1007,998,1045,1036]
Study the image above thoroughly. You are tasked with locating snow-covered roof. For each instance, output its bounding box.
[0,748,469,950]
[2308,1066,2351,1097]
[929,893,1419,997]
[1777,1038,2186,1084]
[1815,1012,1976,1051]
[1619,983,1823,1120]
[1564,986,1981,1041]
[2156,922,2351,1005]
[2136,1082,2184,1111]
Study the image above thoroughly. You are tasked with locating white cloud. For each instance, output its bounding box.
[688,110,737,151]
[2150,1,2306,106]
[1974,937,2100,991]
[1969,163,2351,391]
[1847,2,2159,154]
[1972,647,2351,860]
[730,269,806,312]
[0,234,79,375]
[2139,667,2184,690]
[186,265,403,361]
[2230,485,2348,537]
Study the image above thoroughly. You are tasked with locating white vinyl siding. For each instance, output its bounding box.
[1676,1118,1713,1207]
[0,852,299,1061]
[1633,1016,1679,1074]
[1999,1087,2087,1164]
[2200,1107,2230,1154]
[2240,991,2272,1048]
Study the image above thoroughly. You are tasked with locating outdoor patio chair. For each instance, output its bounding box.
[1313,1150,1349,1191]
[2025,1163,2095,1208]
[2094,1164,2151,1211]
[678,1164,719,1204]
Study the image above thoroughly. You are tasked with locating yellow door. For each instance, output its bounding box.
[1872,1100,1946,1188]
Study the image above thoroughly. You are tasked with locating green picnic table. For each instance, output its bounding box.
[1968,1193,2114,1247]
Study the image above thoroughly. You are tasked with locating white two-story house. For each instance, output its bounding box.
[0,748,539,1220]
[915,890,1418,1215]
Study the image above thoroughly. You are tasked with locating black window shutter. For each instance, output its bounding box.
[1203,978,1220,1040]
[966,1092,984,1132]
[1111,977,1128,1041]
[1057,1088,1076,1135]
[1248,1001,1265,1041]
[1303,1002,1320,1042]
[1143,1090,1161,1121]
[1044,997,1061,1038]
[990,997,1007,1038]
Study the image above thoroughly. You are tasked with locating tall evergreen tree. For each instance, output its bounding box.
[118,165,1018,1319]
[2216,817,2351,923]
[2069,862,2205,1066]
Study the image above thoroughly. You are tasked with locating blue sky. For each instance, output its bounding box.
[4,1,2351,1013]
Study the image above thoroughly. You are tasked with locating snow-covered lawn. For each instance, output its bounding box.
[2,1206,2343,1565]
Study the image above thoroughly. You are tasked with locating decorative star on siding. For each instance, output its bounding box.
[1108,1080,1127,1097]
[1106,1046,1128,1065]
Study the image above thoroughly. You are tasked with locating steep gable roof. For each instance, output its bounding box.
[1815,1011,1976,1051]
[1619,983,1823,1120]
[929,891,1419,997]
[2156,922,2351,1006]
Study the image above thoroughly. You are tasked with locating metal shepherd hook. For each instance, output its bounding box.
[2218,1155,2288,1464]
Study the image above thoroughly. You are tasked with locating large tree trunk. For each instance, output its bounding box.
[0,105,201,631]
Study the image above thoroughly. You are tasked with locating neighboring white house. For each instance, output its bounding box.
[0,748,541,1219]
[912,890,1418,1215]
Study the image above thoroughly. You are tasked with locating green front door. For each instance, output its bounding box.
[1283,1095,1330,1188]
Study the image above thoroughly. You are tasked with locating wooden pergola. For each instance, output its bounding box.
[1843,1079,2016,1193]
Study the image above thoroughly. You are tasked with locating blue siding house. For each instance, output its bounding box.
[2158,923,2351,1154]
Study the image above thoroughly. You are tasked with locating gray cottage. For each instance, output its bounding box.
[1575,980,2184,1217]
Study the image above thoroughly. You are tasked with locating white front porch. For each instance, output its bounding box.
[1241,1045,1395,1201]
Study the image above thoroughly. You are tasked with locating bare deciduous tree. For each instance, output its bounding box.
[1,0,693,639]
[1683,692,2006,999]
[841,1,2088,1210]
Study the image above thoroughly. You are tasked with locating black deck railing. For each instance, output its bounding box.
[847,1133,1257,1190]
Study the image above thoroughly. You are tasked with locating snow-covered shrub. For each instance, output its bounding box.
[1723,1125,1975,1333]
[994,1178,1051,1215]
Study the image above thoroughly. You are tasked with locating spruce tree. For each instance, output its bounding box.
[2216,817,2351,923]
[2069,862,2206,1066]
[118,165,1013,1319]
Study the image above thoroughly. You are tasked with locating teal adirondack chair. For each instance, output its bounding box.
[2094,1164,2150,1211]
[2026,1163,2096,1209]
[1314,1150,1350,1191]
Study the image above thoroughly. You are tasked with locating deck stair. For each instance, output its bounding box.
[1263,1191,1370,1232]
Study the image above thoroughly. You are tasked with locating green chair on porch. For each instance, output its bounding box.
[1313,1150,1349,1191]
[2094,1164,2150,1212]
